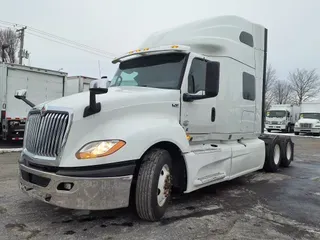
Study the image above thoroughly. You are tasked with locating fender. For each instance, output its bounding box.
[59,113,191,167]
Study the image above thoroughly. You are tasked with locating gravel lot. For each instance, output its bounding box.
[0,136,319,240]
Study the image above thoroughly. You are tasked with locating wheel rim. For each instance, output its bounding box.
[274,144,281,165]
[286,142,292,160]
[157,164,171,207]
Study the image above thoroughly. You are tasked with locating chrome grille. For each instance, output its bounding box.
[300,123,312,129]
[25,111,70,157]
[271,121,278,125]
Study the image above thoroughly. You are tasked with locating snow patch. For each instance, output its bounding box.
[0,148,22,153]
[248,172,292,183]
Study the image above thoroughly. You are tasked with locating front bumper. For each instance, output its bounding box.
[265,124,286,130]
[19,163,133,210]
[294,127,320,133]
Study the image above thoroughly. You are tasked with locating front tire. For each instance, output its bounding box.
[135,148,172,221]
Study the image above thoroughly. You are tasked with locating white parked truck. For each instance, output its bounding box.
[64,76,97,96]
[17,16,294,221]
[294,102,320,136]
[0,63,67,141]
[265,104,300,133]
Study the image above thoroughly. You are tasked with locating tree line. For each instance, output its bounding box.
[265,64,320,110]
[0,28,19,63]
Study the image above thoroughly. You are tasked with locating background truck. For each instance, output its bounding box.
[17,15,294,222]
[294,101,320,136]
[0,63,67,141]
[64,76,97,96]
[265,104,300,133]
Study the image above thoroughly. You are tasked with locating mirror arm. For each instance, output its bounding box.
[83,91,101,118]
[183,93,209,102]
[15,96,35,108]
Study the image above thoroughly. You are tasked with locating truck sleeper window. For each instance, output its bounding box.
[110,53,187,90]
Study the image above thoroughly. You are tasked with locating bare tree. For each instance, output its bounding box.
[288,68,320,104]
[272,80,293,104]
[0,28,19,63]
[265,64,277,110]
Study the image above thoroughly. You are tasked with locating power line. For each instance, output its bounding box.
[0,19,117,58]
[27,27,116,56]
[25,31,115,59]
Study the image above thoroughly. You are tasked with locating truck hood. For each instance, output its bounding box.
[33,86,180,120]
[297,118,320,124]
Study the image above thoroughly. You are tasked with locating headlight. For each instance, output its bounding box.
[75,140,126,160]
[265,121,270,124]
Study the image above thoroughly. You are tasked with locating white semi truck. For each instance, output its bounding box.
[16,16,294,221]
[265,104,300,133]
[294,102,320,136]
[0,63,67,141]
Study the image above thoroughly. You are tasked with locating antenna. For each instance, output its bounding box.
[98,60,101,78]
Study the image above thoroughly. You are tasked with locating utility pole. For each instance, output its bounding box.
[16,26,27,64]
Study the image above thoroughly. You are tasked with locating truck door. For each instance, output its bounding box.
[180,54,218,134]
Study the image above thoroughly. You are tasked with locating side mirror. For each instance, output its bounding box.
[14,89,35,108]
[84,79,109,118]
[14,89,27,99]
[205,61,220,97]
[183,61,220,102]
[89,79,109,95]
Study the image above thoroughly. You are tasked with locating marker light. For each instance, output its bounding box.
[186,134,193,141]
[171,45,179,49]
[75,140,126,160]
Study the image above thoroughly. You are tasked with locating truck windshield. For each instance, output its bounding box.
[110,53,187,90]
[267,110,286,118]
[300,113,320,120]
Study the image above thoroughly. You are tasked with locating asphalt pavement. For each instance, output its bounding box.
[0,136,319,240]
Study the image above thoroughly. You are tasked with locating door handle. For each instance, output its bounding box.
[211,107,216,122]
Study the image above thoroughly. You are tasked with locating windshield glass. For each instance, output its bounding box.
[299,113,320,120]
[266,110,286,118]
[110,53,187,90]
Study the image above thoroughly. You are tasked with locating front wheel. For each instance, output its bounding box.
[135,148,173,221]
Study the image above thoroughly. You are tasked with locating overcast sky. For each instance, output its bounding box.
[1,0,319,80]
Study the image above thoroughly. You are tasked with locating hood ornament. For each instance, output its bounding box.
[40,105,47,117]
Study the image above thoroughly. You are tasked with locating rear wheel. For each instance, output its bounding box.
[263,137,282,172]
[280,137,294,167]
[135,148,172,221]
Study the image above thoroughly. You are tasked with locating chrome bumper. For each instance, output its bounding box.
[19,164,133,210]
[265,124,286,130]
[294,128,320,133]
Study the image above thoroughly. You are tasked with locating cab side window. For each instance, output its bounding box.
[188,58,207,94]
